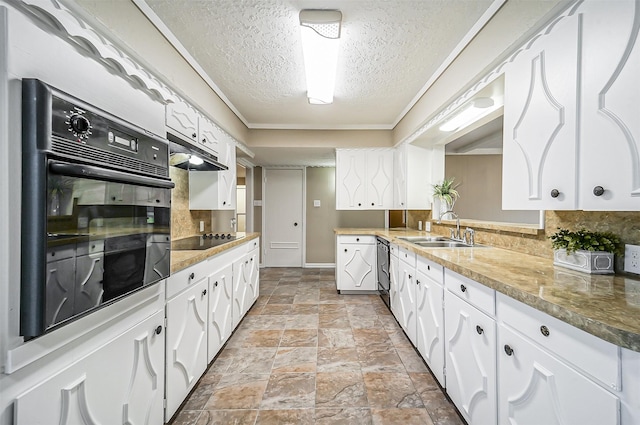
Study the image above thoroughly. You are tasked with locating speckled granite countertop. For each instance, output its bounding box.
[171,232,260,273]
[336,228,640,352]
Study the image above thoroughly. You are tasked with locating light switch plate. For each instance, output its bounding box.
[624,244,640,274]
[313,200,321,207]
[199,221,204,232]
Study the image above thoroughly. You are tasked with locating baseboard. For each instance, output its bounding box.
[304,263,336,269]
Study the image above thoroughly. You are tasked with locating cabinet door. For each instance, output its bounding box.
[445,290,497,424]
[208,263,233,362]
[15,310,165,425]
[389,250,400,317]
[166,99,198,143]
[232,255,250,328]
[218,140,236,210]
[74,253,104,314]
[197,117,220,156]
[165,278,209,421]
[416,271,445,387]
[336,243,376,291]
[365,150,394,209]
[502,12,580,210]
[393,144,408,209]
[580,1,640,210]
[397,263,416,344]
[498,324,619,425]
[247,247,260,307]
[336,150,366,209]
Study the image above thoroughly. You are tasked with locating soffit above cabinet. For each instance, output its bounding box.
[133,0,497,130]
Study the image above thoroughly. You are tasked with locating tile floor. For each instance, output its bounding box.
[170,267,464,425]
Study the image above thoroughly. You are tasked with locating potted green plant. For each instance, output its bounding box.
[549,228,622,274]
[432,177,460,215]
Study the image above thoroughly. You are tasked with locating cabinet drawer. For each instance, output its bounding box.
[76,239,104,256]
[47,245,76,262]
[399,247,416,268]
[337,235,375,245]
[416,256,443,285]
[166,260,210,299]
[497,293,620,390]
[445,269,495,316]
[245,237,260,252]
[390,244,399,257]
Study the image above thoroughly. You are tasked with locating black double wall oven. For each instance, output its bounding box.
[21,79,174,338]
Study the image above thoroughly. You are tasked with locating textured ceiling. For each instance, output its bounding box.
[140,0,495,130]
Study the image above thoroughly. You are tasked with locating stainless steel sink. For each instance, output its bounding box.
[397,236,449,243]
[397,236,486,248]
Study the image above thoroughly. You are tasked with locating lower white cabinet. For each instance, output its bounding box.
[396,248,417,343]
[207,263,233,362]
[14,310,165,425]
[498,324,619,425]
[247,245,260,308]
[232,254,251,328]
[389,244,400,316]
[415,257,445,387]
[165,276,209,421]
[445,288,497,425]
[336,235,377,291]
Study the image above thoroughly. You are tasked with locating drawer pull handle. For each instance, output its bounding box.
[189,272,195,280]
[356,238,360,242]
[540,325,550,337]
[460,284,467,293]
[155,325,163,335]
[476,325,484,335]
[427,265,430,271]
[202,289,207,296]
[550,189,560,198]
[593,186,605,197]
[504,344,514,356]
[344,249,348,252]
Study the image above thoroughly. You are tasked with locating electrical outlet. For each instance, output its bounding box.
[624,244,640,274]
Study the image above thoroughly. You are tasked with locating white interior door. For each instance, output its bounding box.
[263,168,304,267]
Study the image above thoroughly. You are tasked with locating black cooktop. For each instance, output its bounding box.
[172,233,240,251]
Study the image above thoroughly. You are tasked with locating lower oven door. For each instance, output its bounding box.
[21,161,173,337]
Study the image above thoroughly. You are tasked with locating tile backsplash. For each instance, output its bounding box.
[170,167,211,240]
[410,209,640,271]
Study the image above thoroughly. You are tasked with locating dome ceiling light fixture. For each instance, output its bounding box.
[299,9,342,105]
[439,97,496,132]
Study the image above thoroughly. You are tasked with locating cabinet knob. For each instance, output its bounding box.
[356,238,360,242]
[223,201,226,205]
[408,274,412,279]
[593,186,605,196]
[371,202,374,206]
[202,138,206,143]
[550,189,560,198]
[540,325,550,337]
[189,272,195,280]
[416,280,420,285]
[358,203,362,206]
[294,222,298,227]
[460,284,467,293]
[155,325,163,335]
[476,325,484,335]
[202,289,207,296]
[504,344,514,356]
[427,265,430,271]
[192,133,197,138]
[156,199,161,203]
[344,249,347,252]
[214,281,218,287]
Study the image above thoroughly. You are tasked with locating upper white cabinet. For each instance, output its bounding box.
[336,235,377,291]
[502,11,580,210]
[503,1,640,210]
[166,99,220,156]
[579,0,640,210]
[394,143,444,210]
[189,137,237,210]
[336,149,393,210]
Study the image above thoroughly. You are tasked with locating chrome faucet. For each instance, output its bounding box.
[438,210,461,240]
[438,210,476,246]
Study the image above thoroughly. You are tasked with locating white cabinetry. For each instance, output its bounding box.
[497,292,621,425]
[336,235,377,292]
[393,143,444,210]
[415,256,445,386]
[502,11,580,210]
[389,244,400,317]
[189,137,236,210]
[444,270,497,425]
[166,99,220,156]
[14,310,165,425]
[503,1,640,211]
[207,263,233,362]
[165,275,208,421]
[335,149,393,210]
[396,247,417,344]
[579,0,640,210]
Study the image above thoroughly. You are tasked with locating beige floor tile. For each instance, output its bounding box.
[260,373,316,409]
[317,346,361,372]
[280,329,318,347]
[205,373,270,409]
[317,328,356,347]
[272,347,317,373]
[195,409,258,425]
[315,372,368,408]
[371,408,434,425]
[315,408,373,425]
[255,409,315,425]
[363,372,424,408]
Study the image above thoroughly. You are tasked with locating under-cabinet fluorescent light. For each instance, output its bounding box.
[439,97,495,132]
[299,10,342,105]
[188,155,204,165]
